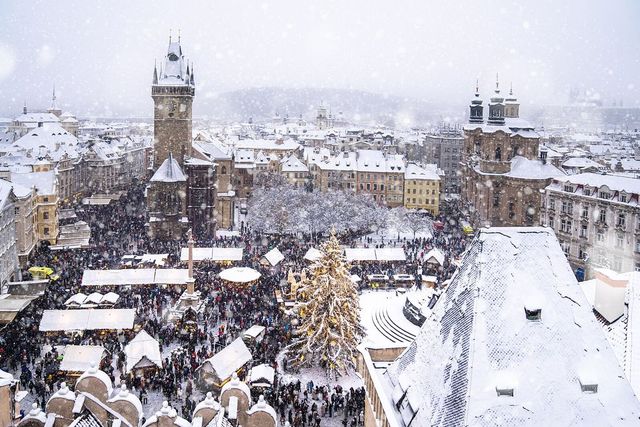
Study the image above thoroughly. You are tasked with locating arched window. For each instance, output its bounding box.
[495,146,502,161]
[221,166,227,175]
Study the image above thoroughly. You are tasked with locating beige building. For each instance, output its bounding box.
[461,81,564,227]
[7,180,37,265]
[541,173,640,278]
[11,170,59,244]
[403,163,441,215]
[279,155,310,188]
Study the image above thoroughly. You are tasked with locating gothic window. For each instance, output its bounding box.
[493,193,500,208]
[221,166,227,174]
[495,146,502,161]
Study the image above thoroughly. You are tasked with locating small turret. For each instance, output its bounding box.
[153,61,158,85]
[504,82,520,118]
[469,79,484,124]
[487,73,505,125]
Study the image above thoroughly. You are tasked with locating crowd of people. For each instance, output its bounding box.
[0,183,470,426]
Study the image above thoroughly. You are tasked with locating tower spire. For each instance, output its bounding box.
[495,73,500,93]
[509,81,513,96]
[475,78,479,97]
[23,100,27,115]
[153,59,158,85]
[51,83,56,109]
[169,28,172,44]
[178,29,181,43]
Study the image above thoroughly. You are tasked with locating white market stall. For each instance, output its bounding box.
[64,292,120,308]
[59,345,106,373]
[344,248,406,262]
[248,364,275,388]
[424,248,445,267]
[375,248,406,262]
[81,269,188,287]
[39,309,135,332]
[197,337,253,389]
[124,330,162,375]
[303,247,322,262]
[242,325,266,343]
[262,247,285,267]
[180,247,243,263]
[344,248,376,262]
[219,267,261,285]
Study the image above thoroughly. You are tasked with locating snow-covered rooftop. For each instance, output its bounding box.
[382,227,640,426]
[204,338,253,382]
[405,163,440,181]
[550,172,640,195]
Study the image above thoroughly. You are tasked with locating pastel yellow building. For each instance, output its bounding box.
[404,163,441,215]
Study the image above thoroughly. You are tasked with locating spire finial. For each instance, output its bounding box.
[509,81,513,96]
[169,28,172,44]
[495,73,500,93]
[50,83,57,109]
[23,101,27,115]
[178,29,181,43]
[475,79,479,96]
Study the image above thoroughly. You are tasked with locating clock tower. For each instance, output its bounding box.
[152,36,195,168]
[147,35,198,240]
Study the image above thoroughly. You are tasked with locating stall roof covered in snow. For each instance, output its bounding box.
[303,247,322,261]
[202,338,252,381]
[180,247,243,262]
[344,247,406,262]
[81,269,188,286]
[382,227,640,427]
[424,248,445,266]
[124,330,162,373]
[59,345,106,372]
[219,267,261,283]
[248,364,275,386]
[263,247,285,266]
[39,309,135,331]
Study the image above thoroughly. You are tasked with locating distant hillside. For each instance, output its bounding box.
[196,87,463,126]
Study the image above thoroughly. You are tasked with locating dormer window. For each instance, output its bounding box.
[524,305,541,321]
[620,193,627,203]
[496,386,514,397]
[579,374,598,394]
[563,184,573,193]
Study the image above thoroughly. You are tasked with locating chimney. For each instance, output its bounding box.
[593,268,628,323]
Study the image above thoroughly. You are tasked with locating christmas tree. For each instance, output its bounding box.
[286,231,364,378]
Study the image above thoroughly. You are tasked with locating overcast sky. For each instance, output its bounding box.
[0,0,638,117]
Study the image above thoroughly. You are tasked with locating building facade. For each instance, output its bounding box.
[541,173,640,278]
[0,181,17,290]
[403,163,441,214]
[423,128,463,194]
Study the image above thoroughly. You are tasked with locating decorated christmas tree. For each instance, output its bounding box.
[286,231,364,378]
